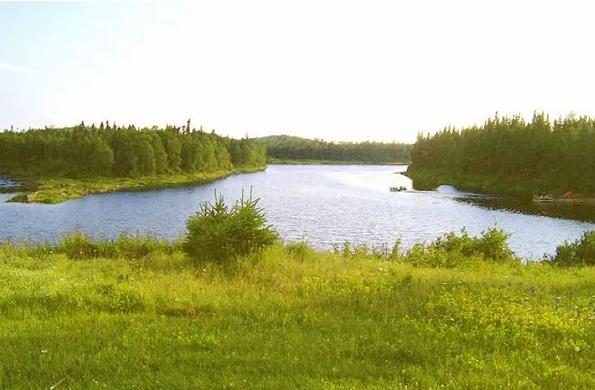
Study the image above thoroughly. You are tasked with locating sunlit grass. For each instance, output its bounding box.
[0,240,593,388]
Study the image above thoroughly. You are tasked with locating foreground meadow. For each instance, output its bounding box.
[0,242,593,389]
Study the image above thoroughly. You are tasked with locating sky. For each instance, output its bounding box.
[1,0,595,142]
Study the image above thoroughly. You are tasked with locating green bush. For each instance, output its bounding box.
[285,241,315,261]
[56,231,102,259]
[184,192,278,263]
[111,232,172,258]
[401,228,516,268]
[45,231,172,260]
[549,231,595,267]
[429,228,513,262]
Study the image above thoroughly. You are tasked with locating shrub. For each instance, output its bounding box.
[184,191,278,263]
[286,241,314,261]
[475,228,514,261]
[48,231,171,260]
[7,193,28,203]
[112,233,172,258]
[389,238,402,261]
[401,228,516,268]
[56,231,102,259]
[430,228,513,262]
[549,231,595,267]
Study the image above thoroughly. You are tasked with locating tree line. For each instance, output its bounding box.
[411,113,595,193]
[0,121,266,178]
[258,135,411,163]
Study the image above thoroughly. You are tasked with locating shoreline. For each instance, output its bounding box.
[406,166,595,201]
[533,197,595,205]
[4,166,266,204]
[268,158,409,166]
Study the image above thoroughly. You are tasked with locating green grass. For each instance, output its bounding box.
[1,241,593,388]
[6,167,264,204]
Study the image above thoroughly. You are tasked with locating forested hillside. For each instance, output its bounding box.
[258,135,411,163]
[409,113,595,195]
[0,122,266,178]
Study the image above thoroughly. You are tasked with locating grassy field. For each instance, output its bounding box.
[5,167,264,204]
[1,241,593,389]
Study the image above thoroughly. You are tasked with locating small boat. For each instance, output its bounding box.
[390,186,407,192]
[533,193,554,202]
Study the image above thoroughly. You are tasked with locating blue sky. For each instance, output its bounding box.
[2,1,595,142]
[1,2,182,127]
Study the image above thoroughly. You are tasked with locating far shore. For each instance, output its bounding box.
[1,166,265,205]
[268,158,410,165]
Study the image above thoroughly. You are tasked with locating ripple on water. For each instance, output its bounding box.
[0,165,594,258]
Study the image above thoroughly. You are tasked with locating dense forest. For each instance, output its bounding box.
[258,135,411,163]
[410,113,595,194]
[0,122,266,178]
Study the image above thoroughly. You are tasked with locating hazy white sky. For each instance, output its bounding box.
[1,0,594,142]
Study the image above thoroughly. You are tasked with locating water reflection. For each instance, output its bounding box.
[457,196,595,223]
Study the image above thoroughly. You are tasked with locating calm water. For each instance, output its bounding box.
[1,165,594,259]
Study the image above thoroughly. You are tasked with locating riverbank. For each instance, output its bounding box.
[1,240,593,388]
[269,158,409,165]
[5,166,265,204]
[406,166,595,201]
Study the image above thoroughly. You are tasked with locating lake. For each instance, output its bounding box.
[1,164,594,259]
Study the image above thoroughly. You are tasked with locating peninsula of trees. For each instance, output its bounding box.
[0,122,266,203]
[257,135,411,164]
[408,113,595,196]
[0,121,266,178]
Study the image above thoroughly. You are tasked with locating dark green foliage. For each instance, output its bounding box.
[160,128,182,172]
[56,231,102,259]
[389,238,402,260]
[184,192,279,263]
[49,231,173,260]
[258,135,411,163]
[333,229,516,268]
[410,113,595,194]
[340,228,517,268]
[7,193,28,203]
[148,132,168,174]
[548,231,595,267]
[429,228,513,262]
[0,123,266,178]
[285,241,315,261]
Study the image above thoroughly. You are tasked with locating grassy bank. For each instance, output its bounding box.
[268,158,409,165]
[1,239,593,388]
[5,166,265,204]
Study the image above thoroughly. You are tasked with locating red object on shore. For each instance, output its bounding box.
[563,191,573,199]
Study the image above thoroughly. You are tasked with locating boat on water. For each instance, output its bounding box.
[390,186,407,192]
[533,191,595,204]
[533,193,554,202]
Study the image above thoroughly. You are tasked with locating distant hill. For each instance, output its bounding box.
[256,135,411,164]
